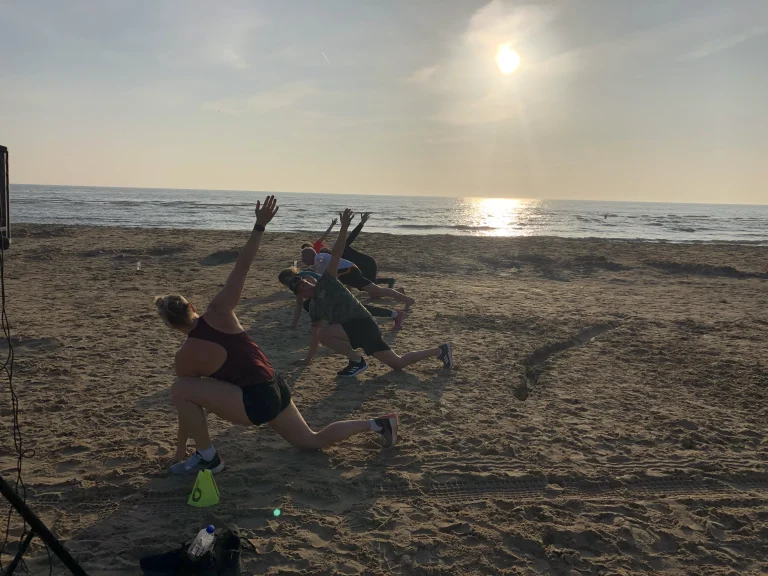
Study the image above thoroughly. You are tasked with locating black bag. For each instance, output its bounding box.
[139,527,242,576]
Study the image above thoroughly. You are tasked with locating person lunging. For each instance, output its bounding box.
[306,213,396,288]
[286,209,453,377]
[279,268,407,330]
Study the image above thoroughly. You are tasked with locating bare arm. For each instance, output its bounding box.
[314,218,337,246]
[207,196,279,315]
[306,321,323,362]
[327,209,354,279]
[291,296,303,329]
[345,212,369,247]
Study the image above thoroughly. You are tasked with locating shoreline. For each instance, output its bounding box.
[10,222,768,246]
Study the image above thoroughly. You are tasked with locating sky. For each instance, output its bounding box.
[1,0,767,204]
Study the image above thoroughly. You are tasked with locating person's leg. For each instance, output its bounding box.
[362,283,415,308]
[318,324,362,362]
[268,401,372,450]
[364,304,395,318]
[170,377,251,473]
[373,348,440,371]
[375,276,397,288]
[171,377,252,446]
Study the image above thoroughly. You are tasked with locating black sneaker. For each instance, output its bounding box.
[169,451,225,475]
[374,414,399,447]
[438,343,453,370]
[386,279,396,289]
[337,358,368,377]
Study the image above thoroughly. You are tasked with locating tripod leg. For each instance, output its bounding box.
[6,530,35,575]
[0,475,87,575]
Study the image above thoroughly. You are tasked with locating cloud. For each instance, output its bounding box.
[409,1,566,126]
[151,2,265,70]
[201,82,316,115]
[405,66,437,84]
[679,26,768,62]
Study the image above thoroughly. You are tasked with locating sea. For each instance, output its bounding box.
[8,185,768,245]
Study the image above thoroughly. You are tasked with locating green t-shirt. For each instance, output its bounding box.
[309,271,372,324]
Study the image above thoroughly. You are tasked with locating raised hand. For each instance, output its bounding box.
[255,195,279,226]
[360,212,371,224]
[331,217,338,227]
[339,208,355,228]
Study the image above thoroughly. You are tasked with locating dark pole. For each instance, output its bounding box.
[5,530,35,574]
[0,475,88,575]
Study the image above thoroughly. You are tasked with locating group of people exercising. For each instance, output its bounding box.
[154,197,454,475]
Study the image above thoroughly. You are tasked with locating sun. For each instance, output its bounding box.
[496,43,520,75]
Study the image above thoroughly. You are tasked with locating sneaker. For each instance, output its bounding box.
[337,358,368,378]
[393,310,407,331]
[438,343,454,370]
[386,279,396,289]
[170,450,225,476]
[374,414,399,447]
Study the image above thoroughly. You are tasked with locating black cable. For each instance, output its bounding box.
[0,155,51,573]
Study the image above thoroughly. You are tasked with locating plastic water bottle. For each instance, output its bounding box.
[187,525,215,559]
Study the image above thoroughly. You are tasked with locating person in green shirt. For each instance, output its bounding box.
[285,209,454,377]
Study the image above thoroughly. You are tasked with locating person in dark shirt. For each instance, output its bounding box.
[285,209,454,377]
[278,267,407,330]
[154,197,399,476]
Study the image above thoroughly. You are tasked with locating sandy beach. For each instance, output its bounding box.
[1,223,767,575]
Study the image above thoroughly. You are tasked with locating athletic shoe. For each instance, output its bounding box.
[386,279,397,289]
[393,310,407,330]
[337,358,368,377]
[374,414,399,447]
[169,450,225,475]
[438,343,454,370]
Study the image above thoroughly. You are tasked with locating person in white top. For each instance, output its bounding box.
[300,247,414,308]
[312,252,354,274]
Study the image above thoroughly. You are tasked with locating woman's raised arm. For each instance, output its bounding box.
[207,196,279,315]
[327,209,354,279]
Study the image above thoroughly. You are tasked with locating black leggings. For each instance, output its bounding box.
[342,221,396,286]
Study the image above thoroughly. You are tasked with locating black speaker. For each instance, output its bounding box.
[1,145,9,250]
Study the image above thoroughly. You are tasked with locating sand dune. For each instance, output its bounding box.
[1,224,766,575]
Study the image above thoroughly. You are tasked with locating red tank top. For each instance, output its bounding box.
[188,317,274,387]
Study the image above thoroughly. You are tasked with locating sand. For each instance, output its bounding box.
[1,223,767,575]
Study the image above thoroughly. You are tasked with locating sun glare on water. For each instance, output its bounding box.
[496,43,520,75]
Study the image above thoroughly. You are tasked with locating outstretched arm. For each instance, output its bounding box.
[291,296,303,329]
[328,209,354,279]
[345,212,369,247]
[305,320,323,363]
[207,196,279,315]
[314,218,337,248]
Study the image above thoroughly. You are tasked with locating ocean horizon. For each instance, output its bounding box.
[9,184,768,245]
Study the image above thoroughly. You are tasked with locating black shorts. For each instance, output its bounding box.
[241,373,292,425]
[337,266,373,291]
[341,316,391,356]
